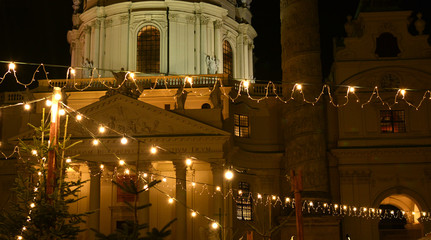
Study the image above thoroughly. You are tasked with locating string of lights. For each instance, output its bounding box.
[2,61,431,110]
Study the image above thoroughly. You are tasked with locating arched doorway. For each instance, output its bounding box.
[378,194,423,240]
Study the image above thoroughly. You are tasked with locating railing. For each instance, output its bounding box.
[233,81,283,96]
[0,92,24,104]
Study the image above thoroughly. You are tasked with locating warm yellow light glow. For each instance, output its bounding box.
[272,195,276,200]
[216,186,221,191]
[211,222,219,229]
[129,72,135,79]
[296,84,302,90]
[238,190,243,195]
[309,201,313,206]
[124,169,130,175]
[31,150,37,156]
[70,68,76,76]
[66,158,72,163]
[400,89,406,96]
[162,177,167,182]
[22,227,26,231]
[168,198,174,204]
[185,76,193,85]
[363,207,367,212]
[323,203,327,207]
[402,210,405,215]
[143,173,148,178]
[54,93,62,101]
[9,62,15,71]
[143,184,148,190]
[348,86,355,93]
[422,212,426,216]
[76,114,82,121]
[24,103,31,110]
[257,193,262,199]
[192,182,196,187]
[38,171,42,176]
[390,210,394,215]
[17,236,22,240]
[353,207,357,211]
[100,164,104,169]
[243,80,250,89]
[191,212,197,217]
[30,203,35,208]
[119,160,125,166]
[92,139,99,146]
[185,158,192,166]
[150,146,157,154]
[59,109,65,116]
[34,187,38,192]
[121,137,128,144]
[334,204,339,209]
[371,208,375,213]
[224,170,233,180]
[343,205,347,210]
[98,126,106,133]
[46,99,52,106]
[285,197,290,203]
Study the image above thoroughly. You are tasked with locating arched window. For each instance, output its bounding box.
[375,32,400,57]
[137,26,160,73]
[223,40,233,79]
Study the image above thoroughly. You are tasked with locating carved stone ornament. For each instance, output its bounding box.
[214,20,223,29]
[200,16,210,25]
[414,12,426,35]
[186,15,195,24]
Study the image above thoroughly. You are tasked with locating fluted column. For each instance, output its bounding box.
[211,162,223,222]
[281,0,329,198]
[88,163,101,236]
[214,20,223,74]
[243,37,249,79]
[92,19,101,68]
[173,161,187,240]
[200,16,209,74]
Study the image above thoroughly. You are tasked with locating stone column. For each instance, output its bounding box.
[200,15,209,74]
[280,0,329,200]
[88,163,101,236]
[243,37,249,79]
[173,161,187,240]
[210,162,224,223]
[92,19,101,69]
[98,17,105,76]
[214,20,223,74]
[248,43,253,79]
[84,25,91,69]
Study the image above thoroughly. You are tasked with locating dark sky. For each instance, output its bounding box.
[0,0,430,91]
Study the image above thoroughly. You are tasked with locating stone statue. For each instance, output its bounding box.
[82,58,93,78]
[205,55,219,74]
[72,0,81,14]
[414,12,426,35]
[100,70,140,100]
[72,0,82,28]
[175,86,188,110]
[344,15,363,38]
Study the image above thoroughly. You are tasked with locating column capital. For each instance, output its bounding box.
[214,20,223,29]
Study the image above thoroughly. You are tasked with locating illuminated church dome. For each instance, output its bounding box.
[68,0,256,79]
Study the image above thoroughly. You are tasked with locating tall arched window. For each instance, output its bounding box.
[223,40,233,78]
[137,26,160,73]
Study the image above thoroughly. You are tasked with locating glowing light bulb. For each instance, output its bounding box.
[343,205,347,210]
[272,195,276,200]
[66,158,72,163]
[70,68,76,76]
[8,62,15,71]
[162,177,167,182]
[363,207,367,212]
[98,126,106,133]
[143,173,148,178]
[334,204,339,209]
[129,72,135,79]
[100,164,104,169]
[238,190,243,195]
[243,80,250,89]
[119,160,125,166]
[216,186,221,191]
[92,139,99,146]
[124,169,130,175]
[371,208,375,213]
[185,158,192,166]
[76,114,82,121]
[191,211,197,217]
[22,227,26,231]
[185,76,193,85]
[34,187,38,192]
[224,170,233,180]
[54,93,62,101]
[211,222,219,229]
[150,146,157,154]
[348,86,355,93]
[353,207,357,211]
[46,99,52,106]
[192,182,196,187]
[296,84,302,90]
[412,211,416,215]
[120,137,128,144]
[59,109,65,116]
[168,198,174,204]
[323,203,328,207]
[24,103,30,110]
[257,193,262,199]
[400,89,406,96]
[390,210,394,215]
[38,171,42,176]
[422,212,426,216]
[285,197,290,203]
[30,203,35,208]
[31,150,37,156]
[17,236,22,240]
[401,211,405,215]
[143,184,148,190]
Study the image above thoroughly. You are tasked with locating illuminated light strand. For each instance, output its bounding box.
[0,97,48,110]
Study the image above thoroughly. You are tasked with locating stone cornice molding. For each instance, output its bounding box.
[332,147,431,158]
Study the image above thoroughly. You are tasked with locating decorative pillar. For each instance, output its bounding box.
[248,43,253,79]
[281,0,329,199]
[173,161,187,240]
[237,35,244,79]
[84,25,91,62]
[88,163,101,236]
[243,37,249,79]
[214,20,223,74]
[210,162,223,222]
[195,14,201,74]
[91,19,101,69]
[200,15,209,74]
[207,18,214,57]
[98,17,105,76]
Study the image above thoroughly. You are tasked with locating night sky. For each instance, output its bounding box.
[0,0,430,91]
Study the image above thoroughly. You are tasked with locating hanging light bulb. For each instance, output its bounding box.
[120,136,128,144]
[296,84,302,90]
[76,114,82,121]
[98,126,106,133]
[191,211,197,217]
[8,62,16,71]
[216,186,221,191]
[185,158,192,166]
[285,197,290,203]
[309,201,313,206]
[100,164,104,169]
[143,173,148,178]
[348,86,355,93]
[24,103,31,110]
[92,139,99,146]
[119,159,125,166]
[54,93,62,101]
[59,109,65,116]
[238,190,243,195]
[192,182,196,187]
[66,158,72,163]
[70,68,76,76]
[124,169,130,175]
[150,146,157,154]
[17,236,23,240]
[211,222,219,229]
[257,193,262,199]
[162,177,167,182]
[31,149,37,156]
[243,80,250,89]
[272,195,276,200]
[224,169,233,180]
[30,203,35,208]
[168,198,174,204]
[46,99,52,106]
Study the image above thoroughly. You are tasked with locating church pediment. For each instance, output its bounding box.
[69,94,230,138]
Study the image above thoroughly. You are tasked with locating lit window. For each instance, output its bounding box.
[237,182,252,221]
[223,40,233,79]
[234,114,249,137]
[380,110,405,133]
[137,26,160,73]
